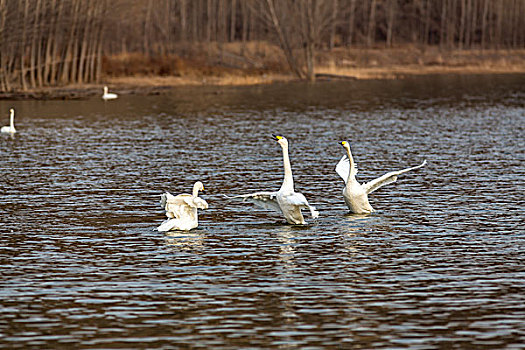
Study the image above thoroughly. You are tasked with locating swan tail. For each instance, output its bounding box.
[160,192,170,209]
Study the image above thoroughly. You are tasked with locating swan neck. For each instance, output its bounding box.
[280,144,294,191]
[346,146,357,179]
[192,186,200,197]
[10,113,14,128]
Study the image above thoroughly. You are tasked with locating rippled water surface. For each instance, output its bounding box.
[1,75,524,348]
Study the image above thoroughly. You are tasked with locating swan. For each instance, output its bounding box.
[336,140,426,214]
[1,108,16,134]
[157,181,208,232]
[102,86,118,100]
[227,134,319,225]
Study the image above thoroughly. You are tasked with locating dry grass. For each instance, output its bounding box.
[316,46,525,79]
[108,73,292,87]
[316,63,525,80]
[6,44,524,99]
[102,44,525,87]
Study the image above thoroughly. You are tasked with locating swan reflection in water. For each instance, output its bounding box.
[164,230,205,251]
[274,225,300,323]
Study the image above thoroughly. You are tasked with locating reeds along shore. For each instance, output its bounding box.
[1,0,525,92]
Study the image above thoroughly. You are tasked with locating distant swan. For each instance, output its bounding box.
[1,108,16,134]
[157,181,208,231]
[227,134,319,225]
[336,140,426,214]
[102,86,118,100]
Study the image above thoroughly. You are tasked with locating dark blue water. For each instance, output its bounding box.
[1,75,524,348]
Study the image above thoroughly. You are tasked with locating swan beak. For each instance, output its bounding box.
[341,141,348,146]
[272,134,283,141]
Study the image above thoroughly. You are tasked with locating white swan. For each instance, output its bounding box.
[157,181,208,232]
[227,134,319,225]
[1,108,16,134]
[336,140,426,214]
[102,86,118,100]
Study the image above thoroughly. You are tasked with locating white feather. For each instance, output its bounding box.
[338,140,426,214]
[157,181,207,231]
[226,135,318,224]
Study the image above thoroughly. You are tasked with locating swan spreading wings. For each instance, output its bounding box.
[1,108,16,134]
[227,134,319,225]
[157,181,208,231]
[336,140,426,214]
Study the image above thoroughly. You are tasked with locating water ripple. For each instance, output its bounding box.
[1,76,524,348]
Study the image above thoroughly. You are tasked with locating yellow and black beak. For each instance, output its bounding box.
[340,140,348,146]
[272,134,283,141]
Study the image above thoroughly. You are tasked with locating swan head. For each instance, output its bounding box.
[103,86,108,93]
[272,134,288,148]
[340,140,351,150]
[193,181,205,195]
[9,108,14,116]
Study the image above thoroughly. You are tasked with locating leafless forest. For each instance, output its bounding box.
[1,0,524,90]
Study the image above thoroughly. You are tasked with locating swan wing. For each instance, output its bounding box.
[282,192,319,219]
[225,192,282,213]
[363,160,427,194]
[335,155,358,183]
[335,155,350,183]
[157,218,180,232]
[160,192,190,208]
[192,197,209,210]
[161,192,195,218]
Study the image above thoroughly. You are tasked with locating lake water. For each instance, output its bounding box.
[1,75,524,348]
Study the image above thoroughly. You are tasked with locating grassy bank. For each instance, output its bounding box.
[2,43,525,99]
[104,43,525,85]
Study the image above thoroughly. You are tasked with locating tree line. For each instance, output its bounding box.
[1,0,525,90]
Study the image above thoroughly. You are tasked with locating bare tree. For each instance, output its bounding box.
[347,0,357,46]
[2,0,525,92]
[367,0,377,46]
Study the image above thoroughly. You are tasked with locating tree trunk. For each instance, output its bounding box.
[264,0,305,79]
[144,0,153,53]
[29,0,39,88]
[70,0,83,83]
[305,0,316,81]
[440,0,447,48]
[192,0,198,41]
[180,0,187,41]
[459,0,466,49]
[60,0,80,84]
[495,0,504,48]
[481,0,489,49]
[206,0,212,41]
[386,0,396,47]
[0,0,7,90]
[78,0,93,84]
[95,0,108,83]
[20,0,30,90]
[50,0,64,85]
[423,0,431,45]
[329,0,337,49]
[347,0,356,46]
[367,0,377,47]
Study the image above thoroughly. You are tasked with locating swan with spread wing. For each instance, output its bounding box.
[336,140,426,214]
[227,134,318,225]
[157,181,208,231]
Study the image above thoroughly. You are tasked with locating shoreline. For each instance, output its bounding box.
[2,65,525,101]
